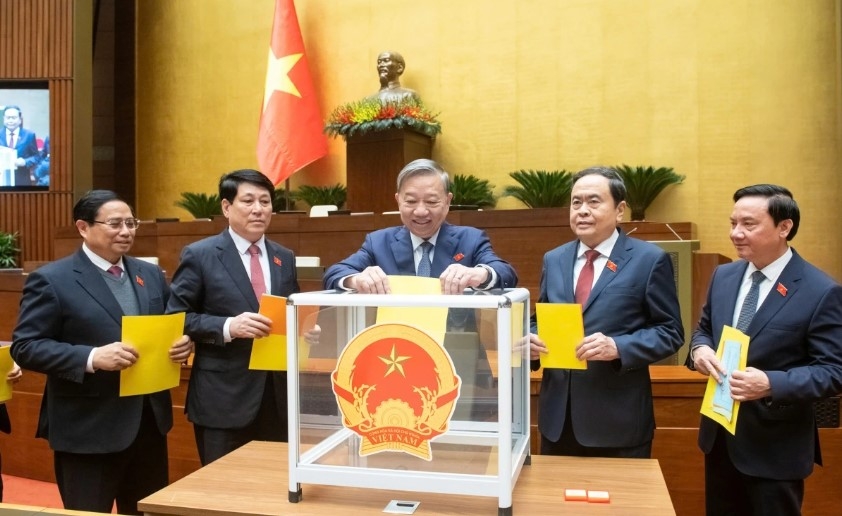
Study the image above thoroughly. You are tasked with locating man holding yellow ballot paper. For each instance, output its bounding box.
[528,167,683,459]
[167,169,303,466]
[11,190,193,514]
[687,184,842,516]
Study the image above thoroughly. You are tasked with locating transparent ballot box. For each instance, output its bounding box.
[286,288,531,515]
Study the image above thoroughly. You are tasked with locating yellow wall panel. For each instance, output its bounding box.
[136,0,842,280]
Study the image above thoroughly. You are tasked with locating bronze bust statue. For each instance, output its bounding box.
[367,51,420,103]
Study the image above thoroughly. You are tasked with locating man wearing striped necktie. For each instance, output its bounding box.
[689,184,842,515]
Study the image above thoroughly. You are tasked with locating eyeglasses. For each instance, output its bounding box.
[91,218,141,230]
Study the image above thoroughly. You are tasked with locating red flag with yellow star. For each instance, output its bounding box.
[257,0,328,185]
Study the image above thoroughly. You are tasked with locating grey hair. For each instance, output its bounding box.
[395,159,450,193]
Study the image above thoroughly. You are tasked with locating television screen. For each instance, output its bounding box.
[1,81,50,190]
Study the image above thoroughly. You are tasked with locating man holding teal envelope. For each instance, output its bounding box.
[528,166,683,459]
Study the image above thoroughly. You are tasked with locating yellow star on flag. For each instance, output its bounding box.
[263,49,303,112]
[379,345,411,378]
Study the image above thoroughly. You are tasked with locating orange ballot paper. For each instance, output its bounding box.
[120,312,185,397]
[0,346,14,402]
[249,294,314,371]
[700,325,750,435]
[536,303,586,369]
[376,276,447,344]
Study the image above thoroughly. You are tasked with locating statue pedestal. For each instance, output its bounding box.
[345,128,433,214]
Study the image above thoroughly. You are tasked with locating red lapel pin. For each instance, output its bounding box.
[453,253,464,262]
[135,275,144,287]
[776,283,787,297]
[273,256,282,266]
[606,260,617,272]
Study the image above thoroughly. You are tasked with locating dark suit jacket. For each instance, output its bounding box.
[533,230,684,448]
[10,249,173,453]
[690,249,842,480]
[165,230,299,429]
[0,405,9,434]
[322,223,517,289]
[1,128,39,186]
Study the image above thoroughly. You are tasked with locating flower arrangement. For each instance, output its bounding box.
[324,97,441,139]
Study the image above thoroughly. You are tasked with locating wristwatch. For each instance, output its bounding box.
[475,264,494,290]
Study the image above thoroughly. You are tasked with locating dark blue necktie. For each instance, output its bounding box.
[736,271,765,332]
[417,241,433,277]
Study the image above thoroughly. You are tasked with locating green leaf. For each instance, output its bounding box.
[173,192,222,219]
[450,174,497,208]
[295,184,347,209]
[615,164,685,220]
[502,169,574,208]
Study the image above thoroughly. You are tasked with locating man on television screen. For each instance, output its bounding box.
[2,105,40,186]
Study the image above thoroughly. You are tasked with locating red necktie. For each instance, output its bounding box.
[248,244,266,300]
[107,265,123,279]
[574,250,600,305]
[8,132,15,148]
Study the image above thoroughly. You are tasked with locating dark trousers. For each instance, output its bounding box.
[705,431,803,516]
[194,373,287,466]
[54,399,168,515]
[540,399,652,458]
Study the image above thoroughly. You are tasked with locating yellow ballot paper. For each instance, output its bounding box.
[249,294,315,371]
[120,312,185,397]
[376,275,448,343]
[0,346,14,402]
[536,303,586,369]
[700,325,751,435]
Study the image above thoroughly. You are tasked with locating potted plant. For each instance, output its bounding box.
[615,165,685,221]
[502,169,574,208]
[0,230,20,269]
[174,192,222,219]
[450,174,496,209]
[295,184,347,210]
[272,189,297,212]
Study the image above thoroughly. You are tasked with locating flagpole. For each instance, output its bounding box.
[284,178,291,211]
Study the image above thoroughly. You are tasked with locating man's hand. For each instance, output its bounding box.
[168,335,194,364]
[93,342,139,371]
[440,264,487,295]
[730,367,771,401]
[692,346,726,383]
[526,333,548,361]
[229,312,273,339]
[6,362,22,384]
[303,324,321,346]
[575,332,619,361]
[348,266,390,294]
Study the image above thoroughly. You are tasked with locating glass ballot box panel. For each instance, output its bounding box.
[287,288,530,514]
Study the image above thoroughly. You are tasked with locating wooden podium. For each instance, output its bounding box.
[345,128,434,214]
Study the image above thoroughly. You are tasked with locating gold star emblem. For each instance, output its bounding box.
[263,49,303,112]
[378,345,411,377]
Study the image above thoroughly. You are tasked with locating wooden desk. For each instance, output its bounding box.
[139,441,675,516]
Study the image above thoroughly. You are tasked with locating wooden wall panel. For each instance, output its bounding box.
[0,0,76,263]
[0,0,72,78]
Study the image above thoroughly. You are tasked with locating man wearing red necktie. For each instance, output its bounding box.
[167,169,305,466]
[12,190,193,513]
[2,105,40,186]
[528,166,683,459]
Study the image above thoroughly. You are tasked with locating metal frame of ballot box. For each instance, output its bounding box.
[286,288,531,516]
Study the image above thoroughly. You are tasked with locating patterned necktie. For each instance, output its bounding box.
[248,244,267,299]
[574,250,600,304]
[736,270,766,332]
[107,265,123,279]
[417,241,433,277]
